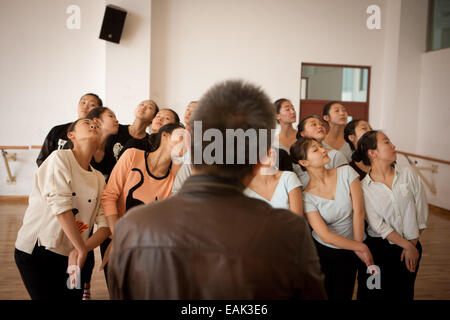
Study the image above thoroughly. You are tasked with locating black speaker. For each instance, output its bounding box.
[99,5,127,44]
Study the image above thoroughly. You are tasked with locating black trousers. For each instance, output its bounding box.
[14,243,85,300]
[357,236,422,300]
[314,239,358,300]
[82,228,95,286]
[100,237,112,286]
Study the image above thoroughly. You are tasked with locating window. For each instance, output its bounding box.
[428,0,450,51]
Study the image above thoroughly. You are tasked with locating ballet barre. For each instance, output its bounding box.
[0,146,41,184]
[397,151,450,195]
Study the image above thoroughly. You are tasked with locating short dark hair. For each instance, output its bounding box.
[82,93,103,107]
[344,119,364,151]
[352,130,379,165]
[296,115,322,139]
[290,137,317,171]
[190,79,275,183]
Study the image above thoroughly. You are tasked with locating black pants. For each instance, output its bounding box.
[82,229,95,286]
[14,243,85,300]
[100,237,112,285]
[357,236,422,300]
[314,239,358,300]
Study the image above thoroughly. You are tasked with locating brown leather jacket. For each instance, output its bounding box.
[107,174,326,299]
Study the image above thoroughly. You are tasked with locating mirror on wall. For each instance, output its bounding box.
[299,63,371,121]
[301,64,369,102]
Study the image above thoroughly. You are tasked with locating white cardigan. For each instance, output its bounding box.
[16,149,108,256]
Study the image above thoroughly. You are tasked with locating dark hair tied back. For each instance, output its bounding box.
[353,130,379,165]
[344,119,364,151]
[85,107,109,120]
[322,101,340,123]
[290,137,317,171]
[148,122,184,152]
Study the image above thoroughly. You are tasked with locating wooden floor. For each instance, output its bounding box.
[1,201,449,300]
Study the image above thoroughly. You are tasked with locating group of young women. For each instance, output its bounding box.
[14,93,427,301]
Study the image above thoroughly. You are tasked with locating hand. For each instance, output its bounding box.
[354,243,374,267]
[99,242,113,271]
[68,247,87,270]
[401,244,419,273]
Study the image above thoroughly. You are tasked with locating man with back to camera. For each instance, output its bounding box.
[107,79,326,299]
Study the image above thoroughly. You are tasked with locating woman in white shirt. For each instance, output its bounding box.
[354,130,427,300]
[294,115,348,187]
[14,118,111,300]
[244,148,303,215]
[322,101,353,162]
[291,137,373,300]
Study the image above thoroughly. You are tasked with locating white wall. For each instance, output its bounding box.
[0,0,105,195]
[0,0,152,195]
[381,0,428,152]
[0,0,105,146]
[104,0,152,125]
[150,0,386,125]
[414,48,450,210]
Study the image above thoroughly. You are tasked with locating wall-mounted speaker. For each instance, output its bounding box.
[99,5,127,44]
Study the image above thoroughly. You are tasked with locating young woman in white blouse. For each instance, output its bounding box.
[14,118,111,300]
[244,148,303,215]
[322,101,353,162]
[294,115,348,187]
[291,137,373,300]
[354,130,427,300]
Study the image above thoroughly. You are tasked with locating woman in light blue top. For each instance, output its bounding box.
[293,115,347,187]
[244,148,302,215]
[291,137,373,300]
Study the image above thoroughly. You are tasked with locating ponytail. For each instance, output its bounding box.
[148,122,184,152]
[354,130,379,166]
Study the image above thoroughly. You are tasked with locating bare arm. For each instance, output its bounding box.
[85,227,111,252]
[305,210,373,266]
[106,214,120,235]
[288,187,303,216]
[56,211,88,268]
[349,178,365,242]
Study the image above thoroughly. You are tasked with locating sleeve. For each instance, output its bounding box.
[292,164,306,188]
[172,163,192,194]
[302,194,318,214]
[101,148,135,217]
[332,150,348,168]
[363,189,394,239]
[408,166,428,230]
[346,165,360,185]
[284,171,302,193]
[41,151,74,216]
[36,127,57,167]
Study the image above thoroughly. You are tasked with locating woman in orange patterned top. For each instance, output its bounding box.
[100,123,185,269]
